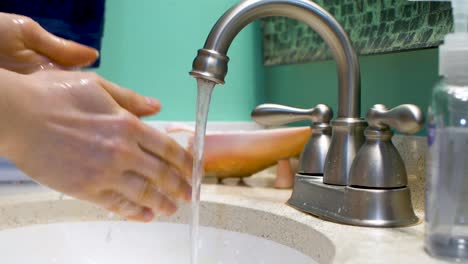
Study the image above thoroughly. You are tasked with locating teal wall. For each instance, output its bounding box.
[96,0,439,125]
[96,0,265,121]
[264,49,438,132]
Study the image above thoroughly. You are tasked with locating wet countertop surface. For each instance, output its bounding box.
[0,167,451,264]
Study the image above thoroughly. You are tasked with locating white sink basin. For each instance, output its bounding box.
[0,221,315,264]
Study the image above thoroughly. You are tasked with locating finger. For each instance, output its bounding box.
[22,18,98,67]
[138,124,193,180]
[99,78,161,117]
[96,191,154,222]
[117,173,178,216]
[135,152,191,201]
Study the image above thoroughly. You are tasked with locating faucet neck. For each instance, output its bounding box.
[191,0,361,118]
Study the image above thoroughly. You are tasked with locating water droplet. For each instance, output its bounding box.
[105,226,112,243]
[105,213,114,243]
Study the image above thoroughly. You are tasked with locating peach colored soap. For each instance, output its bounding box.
[167,124,310,180]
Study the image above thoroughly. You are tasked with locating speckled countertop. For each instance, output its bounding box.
[0,136,452,264]
[0,173,447,264]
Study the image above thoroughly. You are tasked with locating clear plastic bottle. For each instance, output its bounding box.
[426,79,468,260]
[426,1,468,259]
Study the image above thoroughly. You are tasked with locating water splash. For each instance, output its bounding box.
[190,79,215,264]
[105,213,115,243]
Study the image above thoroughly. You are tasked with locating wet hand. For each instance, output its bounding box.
[0,69,192,222]
[0,13,98,73]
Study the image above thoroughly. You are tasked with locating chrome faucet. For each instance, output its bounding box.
[190,0,424,227]
[190,0,366,185]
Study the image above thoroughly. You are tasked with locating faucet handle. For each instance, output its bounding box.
[366,104,424,134]
[251,103,333,176]
[251,104,333,127]
[349,104,425,189]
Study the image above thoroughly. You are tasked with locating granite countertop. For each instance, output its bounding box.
[0,167,451,264]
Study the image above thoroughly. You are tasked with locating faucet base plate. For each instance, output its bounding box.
[288,174,419,227]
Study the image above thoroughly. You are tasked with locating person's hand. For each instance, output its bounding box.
[0,13,98,73]
[0,69,192,222]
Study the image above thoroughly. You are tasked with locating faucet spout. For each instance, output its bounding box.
[190,0,361,118]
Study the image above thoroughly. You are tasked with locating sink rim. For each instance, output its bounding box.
[0,182,435,264]
[0,191,336,264]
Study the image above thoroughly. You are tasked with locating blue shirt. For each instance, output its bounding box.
[0,0,105,68]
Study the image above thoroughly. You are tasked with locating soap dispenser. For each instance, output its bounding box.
[425,0,468,260]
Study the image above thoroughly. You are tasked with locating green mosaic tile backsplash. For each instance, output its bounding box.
[262,0,453,66]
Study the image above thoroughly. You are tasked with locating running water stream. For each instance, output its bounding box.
[190,79,215,264]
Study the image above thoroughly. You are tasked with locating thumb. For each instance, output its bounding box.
[99,78,161,117]
[23,19,99,67]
